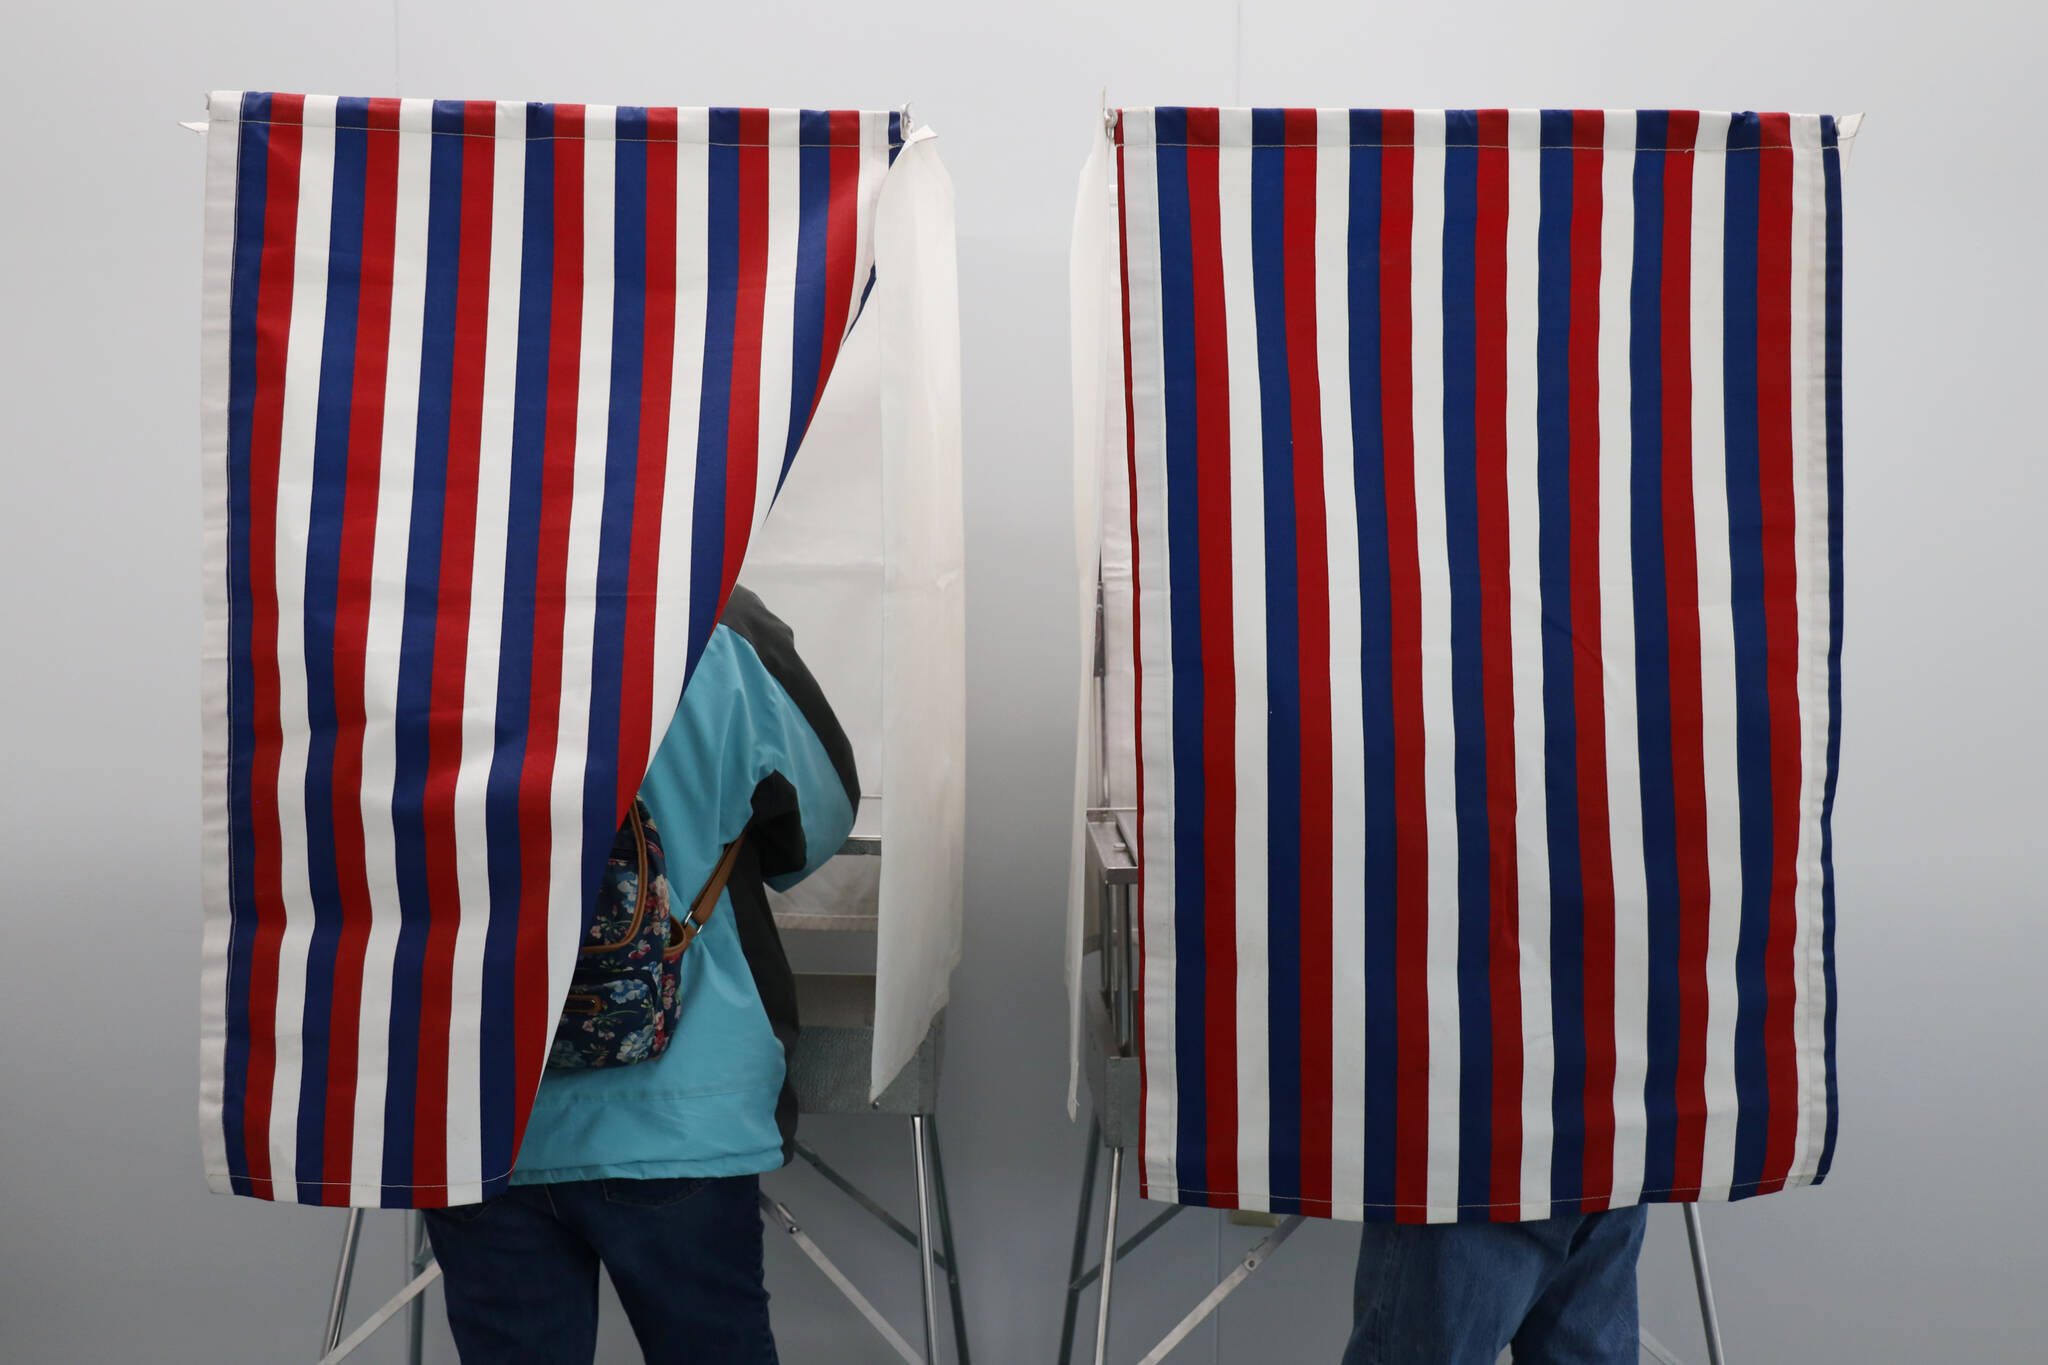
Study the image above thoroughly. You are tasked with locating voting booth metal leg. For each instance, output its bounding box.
[405,1212,429,1365]
[1056,1117,1103,1363]
[767,1111,972,1365]
[1056,1111,1301,1365]
[322,1209,365,1355]
[926,1115,974,1365]
[1683,1204,1730,1365]
[912,1114,944,1365]
[315,1210,441,1365]
[1089,1144,1125,1365]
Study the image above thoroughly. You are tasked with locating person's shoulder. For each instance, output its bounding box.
[713,585,859,805]
[715,585,797,675]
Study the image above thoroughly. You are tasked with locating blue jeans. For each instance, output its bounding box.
[1342,1207,1648,1365]
[423,1174,777,1365]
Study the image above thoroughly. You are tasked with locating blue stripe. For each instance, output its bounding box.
[478,103,557,1195]
[1250,108,1302,1211]
[380,99,468,1201]
[581,106,648,931]
[781,110,832,492]
[294,98,370,1201]
[1536,108,1587,1213]
[1817,114,1845,1180]
[1627,112,1683,1200]
[221,93,274,1197]
[1721,112,1774,1197]
[686,108,740,683]
[1152,108,1210,1199]
[1349,108,1400,1217]
[1440,109,1494,1218]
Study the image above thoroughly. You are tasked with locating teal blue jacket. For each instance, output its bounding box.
[512,589,858,1183]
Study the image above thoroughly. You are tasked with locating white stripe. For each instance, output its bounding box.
[649,110,709,755]
[1689,111,1743,1200]
[267,97,338,1189]
[547,107,616,1034]
[1316,110,1366,1222]
[753,108,803,532]
[1786,114,1829,1185]
[351,97,435,1203]
[852,112,886,335]
[1216,108,1270,1210]
[1120,124,1184,1200]
[1408,110,1461,1222]
[1598,111,1649,1209]
[1504,108,1555,1221]
[441,105,525,1202]
[198,90,244,1193]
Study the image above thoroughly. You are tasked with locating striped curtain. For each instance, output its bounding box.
[198,93,901,1208]
[1104,109,1846,1222]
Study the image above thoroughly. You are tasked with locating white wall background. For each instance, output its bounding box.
[3,2,2044,1361]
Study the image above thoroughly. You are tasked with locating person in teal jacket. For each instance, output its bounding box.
[425,587,858,1365]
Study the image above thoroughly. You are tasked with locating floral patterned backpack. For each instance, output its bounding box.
[547,798,745,1071]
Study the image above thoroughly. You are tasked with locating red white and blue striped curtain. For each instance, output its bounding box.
[198,93,901,1208]
[1099,108,1847,1223]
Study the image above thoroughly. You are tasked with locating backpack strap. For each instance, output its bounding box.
[665,835,746,960]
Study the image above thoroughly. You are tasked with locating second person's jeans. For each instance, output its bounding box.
[1341,1206,1649,1364]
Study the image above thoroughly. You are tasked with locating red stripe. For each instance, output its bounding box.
[1281,109,1334,1212]
[241,91,307,1202]
[1183,106,1239,1205]
[815,110,861,409]
[1114,127,1154,1202]
[1473,108,1523,1219]
[1566,110,1618,1212]
[511,105,586,1154]
[411,101,497,1193]
[720,108,771,602]
[320,96,403,1200]
[1659,111,1711,1196]
[1378,111,1430,1223]
[1753,111,1802,1195]
[616,111,678,818]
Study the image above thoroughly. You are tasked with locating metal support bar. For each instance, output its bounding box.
[322,1209,366,1355]
[1089,1146,1125,1365]
[912,1115,944,1365]
[1131,1216,1305,1365]
[1684,1204,1729,1365]
[1640,1328,1686,1365]
[927,1115,974,1365]
[1057,1118,1104,1365]
[315,1262,443,1365]
[1066,1205,1185,1295]
[762,1193,923,1365]
[405,1212,429,1365]
[793,1141,953,1272]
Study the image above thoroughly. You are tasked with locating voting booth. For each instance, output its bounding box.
[1065,105,1857,1363]
[195,91,966,1362]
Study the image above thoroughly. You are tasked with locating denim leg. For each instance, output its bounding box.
[1341,1219,1563,1365]
[549,1174,779,1365]
[1511,1205,1648,1365]
[424,1186,601,1365]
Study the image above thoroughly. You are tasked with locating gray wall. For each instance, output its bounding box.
[3,1,2043,1361]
